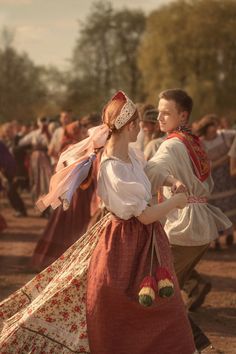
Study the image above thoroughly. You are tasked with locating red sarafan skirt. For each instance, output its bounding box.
[86,216,195,354]
[0,214,195,354]
[31,184,96,271]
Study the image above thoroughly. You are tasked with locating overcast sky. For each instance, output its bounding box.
[0,0,172,69]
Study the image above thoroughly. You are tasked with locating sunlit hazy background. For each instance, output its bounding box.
[0,0,235,121]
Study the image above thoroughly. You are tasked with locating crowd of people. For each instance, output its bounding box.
[0,88,235,353]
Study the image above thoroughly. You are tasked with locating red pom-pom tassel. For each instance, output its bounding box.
[138,275,157,307]
[156,267,174,298]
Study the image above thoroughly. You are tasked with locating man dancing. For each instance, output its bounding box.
[145,88,231,352]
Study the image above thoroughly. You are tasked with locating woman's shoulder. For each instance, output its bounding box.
[100,154,132,179]
[128,145,146,167]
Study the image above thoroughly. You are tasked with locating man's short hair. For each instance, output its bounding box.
[159,89,193,118]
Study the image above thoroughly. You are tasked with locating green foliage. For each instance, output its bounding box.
[0,28,66,123]
[39,65,68,117]
[1,1,236,121]
[0,28,48,123]
[0,46,47,123]
[66,1,146,115]
[138,0,236,120]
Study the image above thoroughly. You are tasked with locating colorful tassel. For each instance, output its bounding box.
[156,267,174,298]
[138,276,157,307]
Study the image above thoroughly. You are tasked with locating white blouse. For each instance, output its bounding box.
[146,138,232,246]
[97,147,152,220]
[19,129,49,149]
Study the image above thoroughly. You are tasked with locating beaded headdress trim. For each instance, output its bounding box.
[109,91,137,130]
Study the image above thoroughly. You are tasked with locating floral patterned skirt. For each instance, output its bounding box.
[0,214,111,353]
[0,214,195,354]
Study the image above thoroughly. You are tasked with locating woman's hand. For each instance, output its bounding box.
[172,192,188,209]
[171,179,188,194]
[163,175,188,194]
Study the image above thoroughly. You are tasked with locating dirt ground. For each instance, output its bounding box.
[0,193,236,353]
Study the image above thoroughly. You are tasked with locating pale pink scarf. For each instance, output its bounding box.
[36,124,109,212]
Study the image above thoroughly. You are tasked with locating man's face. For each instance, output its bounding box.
[158,98,187,133]
[60,111,72,126]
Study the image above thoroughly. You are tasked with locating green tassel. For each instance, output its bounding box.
[139,294,153,307]
[159,286,174,298]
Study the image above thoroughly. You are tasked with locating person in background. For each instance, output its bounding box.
[48,120,59,138]
[0,122,15,153]
[197,114,236,249]
[229,134,236,177]
[218,116,232,130]
[0,136,27,217]
[12,122,31,191]
[134,103,161,152]
[141,105,165,160]
[18,117,53,217]
[48,108,73,168]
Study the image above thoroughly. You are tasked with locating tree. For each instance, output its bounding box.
[38,65,68,117]
[66,1,146,115]
[138,0,236,119]
[113,9,146,98]
[0,28,48,123]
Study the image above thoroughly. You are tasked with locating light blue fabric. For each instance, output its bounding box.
[62,153,96,210]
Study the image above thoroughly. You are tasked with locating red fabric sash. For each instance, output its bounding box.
[166,131,210,182]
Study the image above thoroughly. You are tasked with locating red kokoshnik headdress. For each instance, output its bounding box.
[166,130,210,182]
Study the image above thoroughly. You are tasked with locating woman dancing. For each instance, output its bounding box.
[0,91,196,354]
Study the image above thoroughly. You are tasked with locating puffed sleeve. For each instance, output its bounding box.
[97,159,148,220]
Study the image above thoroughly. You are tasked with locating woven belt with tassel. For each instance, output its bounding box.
[138,224,174,307]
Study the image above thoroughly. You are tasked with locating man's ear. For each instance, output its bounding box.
[181,111,188,124]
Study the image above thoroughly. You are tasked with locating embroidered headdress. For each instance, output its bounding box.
[103,91,137,130]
